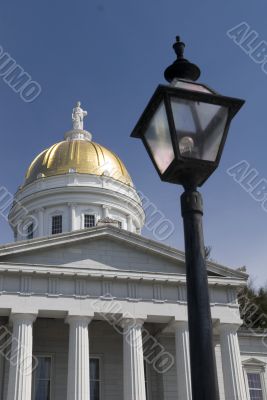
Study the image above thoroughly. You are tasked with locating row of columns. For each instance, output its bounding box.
[4,314,247,400]
[174,322,248,400]
[15,205,137,240]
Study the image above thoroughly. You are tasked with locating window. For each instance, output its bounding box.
[144,360,150,399]
[118,221,122,229]
[90,358,101,400]
[52,215,62,234]
[84,214,95,228]
[32,356,52,400]
[27,223,34,240]
[247,372,264,400]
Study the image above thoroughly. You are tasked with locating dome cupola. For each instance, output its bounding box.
[9,102,145,241]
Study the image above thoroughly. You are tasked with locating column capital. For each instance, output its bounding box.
[219,322,241,334]
[65,315,93,326]
[68,202,77,208]
[172,320,188,329]
[9,313,37,325]
[120,317,146,329]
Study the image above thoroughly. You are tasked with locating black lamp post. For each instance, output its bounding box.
[131,37,245,400]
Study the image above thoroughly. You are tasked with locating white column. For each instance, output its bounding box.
[69,203,76,231]
[127,215,133,232]
[37,208,44,237]
[174,321,192,400]
[16,219,23,241]
[66,316,92,400]
[122,318,146,400]
[102,205,109,218]
[219,323,247,400]
[7,313,36,400]
[0,319,8,397]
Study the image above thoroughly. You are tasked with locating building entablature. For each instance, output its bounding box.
[0,227,247,327]
[0,262,243,325]
[13,173,142,205]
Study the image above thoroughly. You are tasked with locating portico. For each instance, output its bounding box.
[0,313,246,400]
[0,226,248,400]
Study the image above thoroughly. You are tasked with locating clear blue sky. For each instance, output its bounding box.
[0,0,266,285]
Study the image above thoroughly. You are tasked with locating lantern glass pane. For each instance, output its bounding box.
[172,79,214,94]
[144,101,175,173]
[171,97,229,162]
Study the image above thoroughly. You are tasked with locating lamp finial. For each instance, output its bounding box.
[164,36,201,82]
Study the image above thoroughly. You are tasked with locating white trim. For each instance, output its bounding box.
[0,261,247,287]
[0,226,248,280]
[80,207,99,229]
[48,209,64,217]
[51,214,63,235]
[243,358,267,400]
[83,213,97,229]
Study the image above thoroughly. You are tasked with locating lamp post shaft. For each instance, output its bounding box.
[181,189,218,400]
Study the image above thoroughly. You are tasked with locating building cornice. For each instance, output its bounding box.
[0,261,247,288]
[0,225,248,280]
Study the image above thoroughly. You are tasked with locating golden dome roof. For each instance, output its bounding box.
[24,140,133,187]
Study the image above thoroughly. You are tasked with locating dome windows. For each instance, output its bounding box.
[27,223,34,240]
[84,214,96,228]
[52,215,62,235]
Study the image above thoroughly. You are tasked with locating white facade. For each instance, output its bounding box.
[1,105,266,400]
[9,173,144,241]
[0,226,264,400]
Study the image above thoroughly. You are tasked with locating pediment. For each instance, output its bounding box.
[0,226,248,280]
[242,357,266,367]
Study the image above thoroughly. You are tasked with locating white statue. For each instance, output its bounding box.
[72,101,87,130]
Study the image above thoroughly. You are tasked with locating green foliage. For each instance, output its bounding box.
[238,282,267,330]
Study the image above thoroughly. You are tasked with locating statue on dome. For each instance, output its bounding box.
[72,101,87,130]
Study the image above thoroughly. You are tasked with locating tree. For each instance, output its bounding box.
[238,281,267,330]
[204,246,212,260]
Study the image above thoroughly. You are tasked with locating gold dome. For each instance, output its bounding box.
[24,140,133,187]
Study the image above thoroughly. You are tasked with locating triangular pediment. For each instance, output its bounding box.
[242,357,266,367]
[0,226,248,280]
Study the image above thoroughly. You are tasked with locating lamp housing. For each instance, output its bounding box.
[131,79,244,188]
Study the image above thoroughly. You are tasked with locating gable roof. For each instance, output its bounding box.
[0,225,248,280]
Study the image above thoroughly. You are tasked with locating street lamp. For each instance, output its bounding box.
[131,37,245,400]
